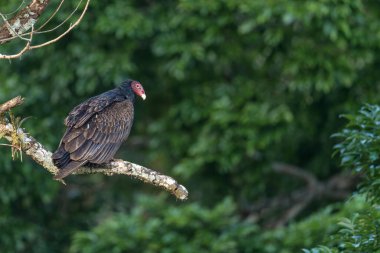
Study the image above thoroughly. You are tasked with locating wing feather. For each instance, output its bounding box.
[64,134,87,153]
[90,143,121,164]
[83,124,97,139]
[54,99,134,175]
[70,140,96,160]
[65,90,124,128]
[52,86,138,179]
[62,128,82,143]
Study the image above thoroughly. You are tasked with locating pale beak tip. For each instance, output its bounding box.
[141,94,146,100]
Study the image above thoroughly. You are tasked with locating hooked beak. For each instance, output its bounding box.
[141,94,146,100]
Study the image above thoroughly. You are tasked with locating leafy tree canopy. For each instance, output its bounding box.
[1,0,380,252]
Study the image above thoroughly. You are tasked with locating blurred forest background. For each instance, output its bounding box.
[1,0,380,252]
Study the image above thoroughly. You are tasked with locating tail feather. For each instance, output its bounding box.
[53,152,71,168]
[52,145,70,167]
[52,145,86,179]
[53,160,86,180]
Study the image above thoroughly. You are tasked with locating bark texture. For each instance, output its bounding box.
[0,96,24,114]
[0,0,50,44]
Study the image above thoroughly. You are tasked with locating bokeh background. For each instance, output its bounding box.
[1,1,380,252]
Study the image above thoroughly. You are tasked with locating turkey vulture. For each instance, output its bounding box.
[52,79,146,179]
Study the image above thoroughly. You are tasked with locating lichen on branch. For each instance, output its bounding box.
[0,0,50,44]
[0,0,91,59]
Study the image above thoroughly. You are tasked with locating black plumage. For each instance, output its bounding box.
[52,80,146,179]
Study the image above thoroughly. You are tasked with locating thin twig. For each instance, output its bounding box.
[0,0,50,44]
[36,0,65,31]
[0,25,34,59]
[30,0,90,49]
[0,143,19,148]
[0,0,90,59]
[0,12,31,41]
[36,0,83,34]
[244,163,359,228]
[0,0,69,41]
[0,1,26,16]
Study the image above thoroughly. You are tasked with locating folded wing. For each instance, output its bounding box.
[52,99,134,179]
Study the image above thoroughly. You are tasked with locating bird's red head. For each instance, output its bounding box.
[131,81,146,100]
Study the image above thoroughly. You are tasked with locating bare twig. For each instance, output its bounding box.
[0,0,80,38]
[2,1,26,16]
[35,0,83,35]
[30,0,90,49]
[0,0,50,44]
[0,25,34,59]
[272,162,318,187]
[0,12,31,41]
[244,163,359,228]
[0,97,188,200]
[36,0,65,31]
[0,0,90,59]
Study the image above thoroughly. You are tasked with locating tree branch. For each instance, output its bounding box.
[0,96,24,114]
[0,97,188,200]
[244,163,359,228]
[272,162,319,187]
[30,0,90,50]
[0,0,50,44]
[0,24,34,59]
[0,0,90,59]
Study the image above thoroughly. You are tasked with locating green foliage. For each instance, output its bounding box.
[333,104,380,203]
[145,0,380,202]
[258,196,370,253]
[306,105,380,252]
[69,194,373,253]
[0,153,60,252]
[70,196,257,253]
[335,209,380,252]
[1,0,380,252]
[306,205,380,253]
